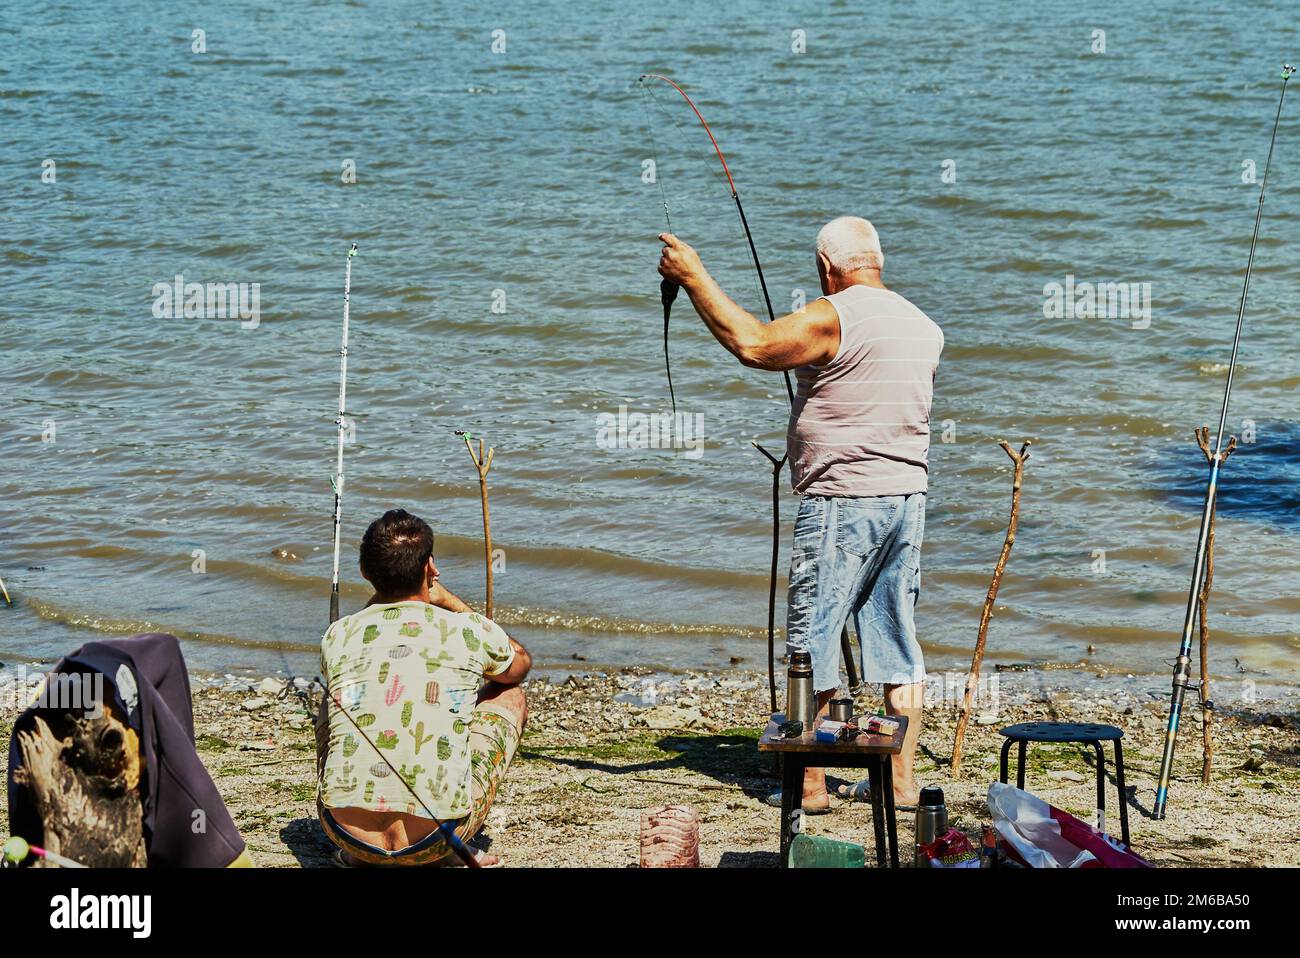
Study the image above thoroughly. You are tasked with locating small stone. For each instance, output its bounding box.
[1047,770,1086,783]
[975,713,1000,726]
[256,677,283,696]
[240,697,271,711]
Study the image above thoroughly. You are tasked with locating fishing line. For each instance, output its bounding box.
[637,83,674,235]
[1153,64,1295,820]
[639,80,773,348]
[638,83,680,414]
[318,680,481,868]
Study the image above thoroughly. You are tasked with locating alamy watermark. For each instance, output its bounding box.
[596,405,704,459]
[152,274,261,329]
[926,670,1001,710]
[2,666,104,718]
[1043,274,1151,329]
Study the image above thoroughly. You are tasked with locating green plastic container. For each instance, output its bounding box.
[787,833,866,868]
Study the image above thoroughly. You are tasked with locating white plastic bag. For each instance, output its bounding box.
[987,782,1150,868]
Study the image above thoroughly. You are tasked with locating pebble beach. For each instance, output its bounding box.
[5,663,1293,868]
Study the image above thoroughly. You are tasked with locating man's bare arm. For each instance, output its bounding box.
[489,637,531,686]
[657,232,840,371]
[430,581,531,685]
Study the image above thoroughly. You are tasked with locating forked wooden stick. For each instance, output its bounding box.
[1194,426,1235,785]
[951,439,1030,780]
[457,430,496,618]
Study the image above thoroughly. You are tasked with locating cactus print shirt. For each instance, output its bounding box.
[319,601,515,820]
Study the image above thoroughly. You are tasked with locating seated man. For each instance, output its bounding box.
[316,509,530,866]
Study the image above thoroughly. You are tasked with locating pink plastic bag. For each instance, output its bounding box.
[987,782,1151,868]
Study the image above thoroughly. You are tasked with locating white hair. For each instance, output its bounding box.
[815,216,884,272]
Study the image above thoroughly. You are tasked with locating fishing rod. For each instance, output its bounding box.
[638,74,861,695]
[754,442,788,713]
[0,576,11,606]
[329,243,359,625]
[1153,64,1295,820]
[638,73,794,407]
[2,835,86,868]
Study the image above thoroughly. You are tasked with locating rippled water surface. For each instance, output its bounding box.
[3,1,1298,686]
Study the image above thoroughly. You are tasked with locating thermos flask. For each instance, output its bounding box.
[785,651,816,729]
[914,785,949,866]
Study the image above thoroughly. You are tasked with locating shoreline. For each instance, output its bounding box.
[2,662,1297,867]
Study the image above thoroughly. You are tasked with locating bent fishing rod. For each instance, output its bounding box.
[638,74,861,694]
[329,243,358,626]
[639,73,795,408]
[1153,64,1295,820]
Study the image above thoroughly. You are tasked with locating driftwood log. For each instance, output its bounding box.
[1195,426,1236,785]
[11,688,147,867]
[458,431,496,618]
[951,440,1030,780]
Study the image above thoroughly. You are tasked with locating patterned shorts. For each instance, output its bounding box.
[318,701,521,866]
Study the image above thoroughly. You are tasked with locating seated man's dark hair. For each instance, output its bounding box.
[359,509,434,597]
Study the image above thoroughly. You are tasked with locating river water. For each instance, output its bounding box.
[2,1,1298,691]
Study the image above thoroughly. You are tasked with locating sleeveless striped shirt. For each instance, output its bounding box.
[787,285,943,497]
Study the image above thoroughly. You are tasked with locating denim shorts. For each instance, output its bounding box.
[786,493,926,692]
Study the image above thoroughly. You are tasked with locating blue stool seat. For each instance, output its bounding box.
[998,721,1130,847]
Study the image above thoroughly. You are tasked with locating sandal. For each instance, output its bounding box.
[762,790,833,815]
[828,775,918,811]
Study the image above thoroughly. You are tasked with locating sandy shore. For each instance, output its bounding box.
[2,665,1297,867]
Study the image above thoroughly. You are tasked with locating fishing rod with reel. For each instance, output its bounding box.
[1153,64,1294,819]
[329,244,359,626]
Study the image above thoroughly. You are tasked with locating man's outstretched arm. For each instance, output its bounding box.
[657,232,840,371]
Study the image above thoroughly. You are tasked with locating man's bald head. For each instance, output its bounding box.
[816,216,884,274]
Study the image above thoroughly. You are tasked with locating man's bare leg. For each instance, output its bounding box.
[477,681,528,727]
[830,682,923,806]
[884,681,922,806]
[800,688,839,811]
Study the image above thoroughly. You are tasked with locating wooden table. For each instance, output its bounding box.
[758,713,908,868]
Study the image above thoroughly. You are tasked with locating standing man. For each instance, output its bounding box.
[657,216,942,811]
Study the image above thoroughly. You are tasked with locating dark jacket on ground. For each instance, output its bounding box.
[7,632,246,867]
